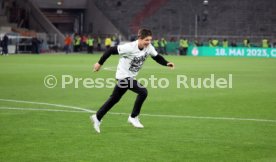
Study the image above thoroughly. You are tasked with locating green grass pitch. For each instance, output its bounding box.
[0,54,276,161]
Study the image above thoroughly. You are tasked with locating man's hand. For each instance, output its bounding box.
[93,63,102,72]
[167,62,175,70]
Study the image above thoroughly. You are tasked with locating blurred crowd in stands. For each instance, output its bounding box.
[63,33,120,54]
[1,34,275,55]
[154,37,274,55]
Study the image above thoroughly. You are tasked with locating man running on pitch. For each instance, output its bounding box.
[91,29,175,133]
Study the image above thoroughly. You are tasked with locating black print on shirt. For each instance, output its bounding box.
[129,55,147,72]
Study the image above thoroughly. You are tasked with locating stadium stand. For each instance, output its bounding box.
[95,0,276,41]
[1,0,275,53]
[94,0,150,38]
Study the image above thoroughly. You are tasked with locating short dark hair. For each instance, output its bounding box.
[137,29,152,39]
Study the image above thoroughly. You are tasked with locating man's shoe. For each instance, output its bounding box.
[128,116,144,128]
[90,114,101,133]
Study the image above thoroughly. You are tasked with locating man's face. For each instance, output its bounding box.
[139,36,152,48]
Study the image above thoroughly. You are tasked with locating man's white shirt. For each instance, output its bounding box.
[116,40,158,79]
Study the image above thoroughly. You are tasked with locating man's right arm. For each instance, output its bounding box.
[94,46,119,72]
[98,46,119,65]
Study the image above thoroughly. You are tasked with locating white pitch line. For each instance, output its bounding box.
[140,113,276,123]
[103,67,116,71]
[0,106,87,113]
[103,66,161,72]
[0,98,276,123]
[0,98,94,113]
